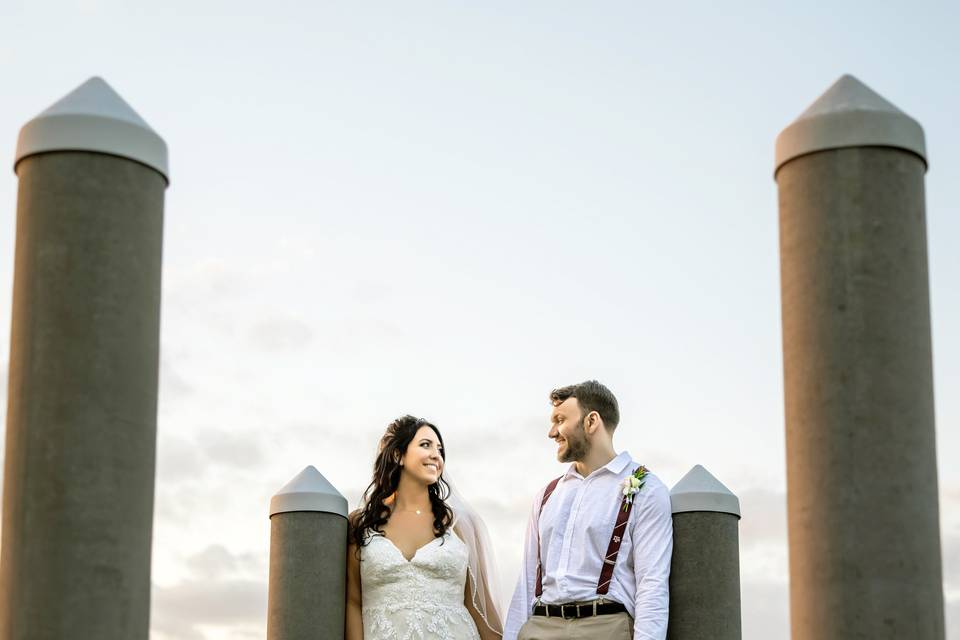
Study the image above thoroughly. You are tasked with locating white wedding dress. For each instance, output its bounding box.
[361,530,481,640]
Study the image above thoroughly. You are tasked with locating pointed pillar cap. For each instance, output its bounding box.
[775,74,926,176]
[670,464,740,518]
[15,76,169,183]
[270,466,348,518]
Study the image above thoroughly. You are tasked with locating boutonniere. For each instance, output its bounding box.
[620,466,649,511]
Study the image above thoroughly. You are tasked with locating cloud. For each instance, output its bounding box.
[185,544,264,581]
[163,258,247,309]
[946,593,960,640]
[152,577,266,640]
[248,316,313,351]
[277,418,361,447]
[159,354,194,403]
[154,425,268,525]
[350,279,393,304]
[151,545,267,640]
[738,489,787,548]
[197,428,266,468]
[157,434,206,482]
[944,528,960,590]
[740,579,789,640]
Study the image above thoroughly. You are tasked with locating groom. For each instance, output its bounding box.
[503,380,673,640]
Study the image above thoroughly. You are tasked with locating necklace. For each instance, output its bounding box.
[395,507,427,515]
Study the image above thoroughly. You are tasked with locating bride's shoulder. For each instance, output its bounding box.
[347,509,363,543]
[348,509,388,548]
[446,525,465,544]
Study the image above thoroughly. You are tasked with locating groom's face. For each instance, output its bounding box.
[549,398,590,463]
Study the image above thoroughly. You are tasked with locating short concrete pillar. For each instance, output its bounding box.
[666,465,741,640]
[0,77,168,640]
[268,466,349,640]
[776,75,944,639]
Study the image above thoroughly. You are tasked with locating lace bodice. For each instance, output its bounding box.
[361,531,480,640]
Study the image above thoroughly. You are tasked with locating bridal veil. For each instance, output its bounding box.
[447,475,504,637]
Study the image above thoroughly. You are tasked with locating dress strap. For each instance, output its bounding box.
[534,477,562,598]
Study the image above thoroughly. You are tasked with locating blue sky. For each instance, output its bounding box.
[1,2,958,638]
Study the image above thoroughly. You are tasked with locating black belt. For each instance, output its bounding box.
[532,601,627,619]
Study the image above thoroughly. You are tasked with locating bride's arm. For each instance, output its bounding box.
[465,577,502,640]
[345,541,364,640]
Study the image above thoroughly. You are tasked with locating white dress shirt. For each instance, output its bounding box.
[503,451,673,640]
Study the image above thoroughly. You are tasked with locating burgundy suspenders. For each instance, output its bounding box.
[534,477,561,598]
[533,470,640,600]
[597,495,635,594]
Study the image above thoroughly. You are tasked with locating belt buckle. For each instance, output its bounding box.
[561,603,579,619]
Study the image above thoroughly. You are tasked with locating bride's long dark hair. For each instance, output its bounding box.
[349,415,454,550]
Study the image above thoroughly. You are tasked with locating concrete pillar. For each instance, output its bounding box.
[667,465,741,640]
[0,78,168,640]
[268,466,348,640]
[775,74,944,639]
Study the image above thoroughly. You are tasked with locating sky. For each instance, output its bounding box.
[0,1,958,638]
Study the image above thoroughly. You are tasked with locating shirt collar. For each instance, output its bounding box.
[563,450,632,479]
[607,450,632,474]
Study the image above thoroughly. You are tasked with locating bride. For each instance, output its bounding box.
[346,415,503,640]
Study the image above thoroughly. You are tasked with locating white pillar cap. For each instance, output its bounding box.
[15,76,169,183]
[270,466,348,518]
[775,74,926,176]
[670,464,741,518]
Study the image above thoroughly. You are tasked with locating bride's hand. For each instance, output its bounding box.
[464,575,503,640]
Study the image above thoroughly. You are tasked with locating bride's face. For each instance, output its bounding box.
[400,425,444,485]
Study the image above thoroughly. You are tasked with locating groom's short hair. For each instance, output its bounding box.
[549,380,620,431]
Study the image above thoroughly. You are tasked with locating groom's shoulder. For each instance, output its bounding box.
[535,475,563,495]
[528,475,564,506]
[631,466,672,517]
[638,467,667,490]
[626,462,669,496]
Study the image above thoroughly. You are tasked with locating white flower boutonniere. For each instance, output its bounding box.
[620,465,649,511]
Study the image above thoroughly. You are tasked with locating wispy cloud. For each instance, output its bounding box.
[741,579,789,640]
[197,428,267,468]
[151,545,267,640]
[159,354,195,403]
[739,489,787,549]
[248,316,314,351]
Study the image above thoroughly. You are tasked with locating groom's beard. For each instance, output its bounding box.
[558,418,590,463]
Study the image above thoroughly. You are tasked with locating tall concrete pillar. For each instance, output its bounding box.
[0,78,168,640]
[268,466,348,640]
[667,465,741,640]
[775,74,944,639]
